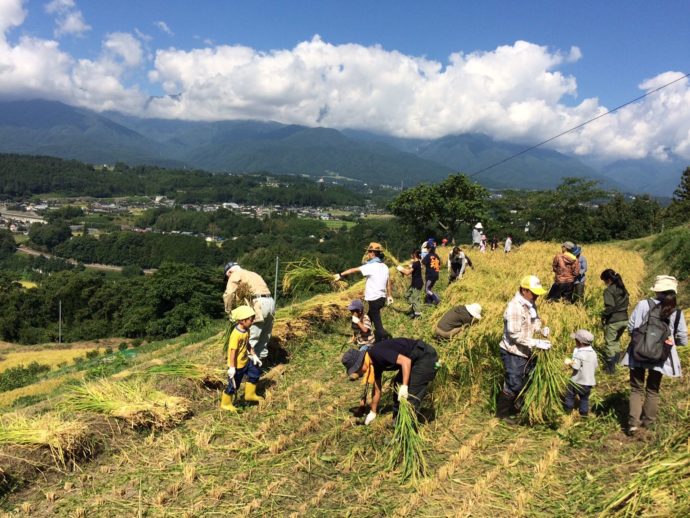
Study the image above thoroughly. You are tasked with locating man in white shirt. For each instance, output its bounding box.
[336,242,392,342]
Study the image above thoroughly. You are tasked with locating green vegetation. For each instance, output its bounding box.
[0,362,50,392]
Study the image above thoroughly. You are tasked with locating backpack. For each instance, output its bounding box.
[631,299,676,364]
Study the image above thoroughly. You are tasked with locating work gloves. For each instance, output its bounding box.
[333,273,342,281]
[541,327,550,337]
[395,265,405,273]
[534,340,552,350]
[351,316,361,325]
[364,411,377,425]
[398,384,409,400]
[564,358,574,366]
[249,353,262,367]
[227,366,236,378]
[386,296,394,306]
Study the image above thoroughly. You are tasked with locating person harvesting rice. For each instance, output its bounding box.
[341,338,438,425]
[433,303,482,339]
[346,299,375,349]
[563,329,598,417]
[422,241,441,305]
[623,275,688,436]
[547,241,580,303]
[220,305,264,412]
[335,242,392,342]
[496,275,552,422]
[223,261,275,361]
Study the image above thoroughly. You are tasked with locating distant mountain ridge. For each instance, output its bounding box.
[0,99,683,194]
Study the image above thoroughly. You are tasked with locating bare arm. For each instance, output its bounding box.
[340,266,361,277]
[396,354,412,385]
[370,376,382,413]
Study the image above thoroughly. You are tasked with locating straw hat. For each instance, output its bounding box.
[466,303,482,320]
[650,275,678,293]
[366,242,383,252]
[474,222,483,229]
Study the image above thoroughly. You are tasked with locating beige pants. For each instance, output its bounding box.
[433,326,463,339]
[629,368,662,428]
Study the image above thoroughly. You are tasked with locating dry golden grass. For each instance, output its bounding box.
[0,348,102,373]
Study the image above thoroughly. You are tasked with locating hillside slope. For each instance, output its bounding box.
[2,242,689,516]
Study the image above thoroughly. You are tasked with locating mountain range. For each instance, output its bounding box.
[0,99,684,195]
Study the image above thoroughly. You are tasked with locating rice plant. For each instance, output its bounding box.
[0,413,94,468]
[518,348,569,425]
[62,379,190,429]
[147,361,225,388]
[282,259,347,295]
[386,398,428,482]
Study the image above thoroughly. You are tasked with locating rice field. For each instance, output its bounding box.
[0,347,101,373]
[1,239,689,516]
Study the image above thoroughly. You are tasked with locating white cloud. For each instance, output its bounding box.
[0,8,688,164]
[44,0,90,37]
[154,20,173,36]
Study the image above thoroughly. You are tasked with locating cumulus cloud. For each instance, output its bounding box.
[0,4,688,163]
[44,0,91,37]
[154,20,173,36]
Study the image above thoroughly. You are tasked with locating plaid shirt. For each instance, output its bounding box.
[500,292,543,358]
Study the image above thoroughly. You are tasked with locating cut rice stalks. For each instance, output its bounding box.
[386,398,428,483]
[282,259,347,295]
[148,362,225,389]
[0,413,95,469]
[62,379,191,429]
[518,349,569,425]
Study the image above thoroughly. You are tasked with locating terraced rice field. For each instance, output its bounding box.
[1,241,689,516]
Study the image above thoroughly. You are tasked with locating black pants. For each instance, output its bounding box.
[367,297,390,342]
[547,282,574,303]
[393,341,438,417]
[564,383,592,415]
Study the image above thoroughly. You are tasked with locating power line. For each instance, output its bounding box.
[469,71,690,178]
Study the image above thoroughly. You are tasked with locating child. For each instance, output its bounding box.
[396,249,423,319]
[221,305,264,411]
[347,299,375,349]
[422,243,441,305]
[564,329,598,416]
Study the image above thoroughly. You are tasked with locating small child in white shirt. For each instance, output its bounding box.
[564,329,599,416]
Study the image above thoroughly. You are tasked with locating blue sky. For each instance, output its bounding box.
[2,0,690,162]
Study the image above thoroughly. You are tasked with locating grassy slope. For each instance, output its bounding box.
[2,241,689,516]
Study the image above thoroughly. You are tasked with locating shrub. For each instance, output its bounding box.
[131,338,143,348]
[85,349,100,360]
[104,346,113,355]
[0,362,51,392]
[118,342,128,352]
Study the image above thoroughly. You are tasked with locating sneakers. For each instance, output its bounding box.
[626,426,638,437]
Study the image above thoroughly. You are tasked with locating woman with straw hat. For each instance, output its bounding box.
[335,242,392,342]
[623,275,688,436]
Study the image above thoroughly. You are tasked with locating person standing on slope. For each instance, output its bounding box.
[496,275,552,421]
[223,261,275,361]
[547,241,580,303]
[572,245,588,304]
[335,242,393,342]
[600,269,629,374]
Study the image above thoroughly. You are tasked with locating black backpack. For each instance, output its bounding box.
[631,299,679,364]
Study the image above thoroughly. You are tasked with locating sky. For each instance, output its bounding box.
[1,0,689,163]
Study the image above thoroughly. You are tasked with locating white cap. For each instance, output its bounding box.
[570,329,594,345]
[466,303,482,320]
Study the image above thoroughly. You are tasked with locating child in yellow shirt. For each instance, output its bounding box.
[221,305,264,411]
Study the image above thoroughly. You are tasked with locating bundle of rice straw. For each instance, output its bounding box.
[518,349,569,425]
[148,362,225,388]
[282,259,347,295]
[63,379,191,429]
[0,413,94,469]
[386,398,428,482]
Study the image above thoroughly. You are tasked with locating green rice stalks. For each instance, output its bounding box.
[282,258,347,295]
[386,398,428,482]
[219,319,235,355]
[518,349,569,425]
[600,450,690,517]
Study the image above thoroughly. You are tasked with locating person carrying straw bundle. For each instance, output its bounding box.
[496,275,552,422]
[335,242,392,342]
[223,261,275,361]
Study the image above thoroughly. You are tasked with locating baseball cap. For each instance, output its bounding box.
[570,329,594,345]
[520,275,547,296]
[347,299,364,312]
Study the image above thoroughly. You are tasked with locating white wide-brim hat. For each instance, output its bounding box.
[466,303,482,320]
[474,223,483,229]
[650,275,678,293]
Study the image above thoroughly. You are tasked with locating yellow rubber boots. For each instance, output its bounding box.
[220,392,237,411]
[244,382,264,403]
